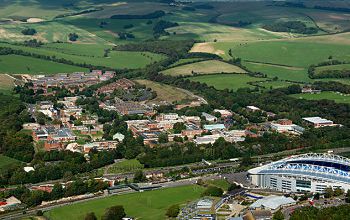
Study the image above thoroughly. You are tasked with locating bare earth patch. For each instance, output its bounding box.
[190,42,224,55]
[26,18,45,23]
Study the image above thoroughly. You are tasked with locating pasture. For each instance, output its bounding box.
[106,159,144,174]
[162,60,246,76]
[0,43,165,69]
[0,154,21,170]
[0,74,15,94]
[135,79,196,104]
[45,185,205,220]
[290,91,350,104]
[315,63,350,74]
[252,80,299,90]
[243,61,310,82]
[0,55,88,74]
[188,74,266,90]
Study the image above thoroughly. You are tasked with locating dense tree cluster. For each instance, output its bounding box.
[68,33,79,41]
[1,179,108,207]
[110,10,165,19]
[153,20,179,38]
[117,32,135,40]
[0,94,33,162]
[21,28,37,35]
[290,205,350,220]
[263,21,318,34]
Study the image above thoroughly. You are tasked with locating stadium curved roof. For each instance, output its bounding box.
[249,153,350,184]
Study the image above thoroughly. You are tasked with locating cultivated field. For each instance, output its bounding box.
[135,79,196,104]
[162,60,246,76]
[45,185,205,220]
[290,91,350,104]
[0,55,88,74]
[188,74,266,90]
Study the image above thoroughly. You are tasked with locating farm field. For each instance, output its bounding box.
[162,60,246,76]
[188,74,266,90]
[243,61,310,82]
[45,185,205,220]
[106,159,144,174]
[0,154,21,170]
[290,91,350,104]
[203,41,350,67]
[0,74,16,94]
[252,80,299,90]
[135,79,196,103]
[169,58,206,68]
[315,64,350,74]
[0,43,165,69]
[0,55,88,74]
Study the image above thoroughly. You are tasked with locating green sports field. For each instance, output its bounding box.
[45,185,205,220]
[188,74,266,90]
[290,91,350,104]
[0,54,88,74]
[162,60,246,76]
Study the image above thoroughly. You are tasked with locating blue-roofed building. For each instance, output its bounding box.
[248,153,350,193]
[204,124,225,131]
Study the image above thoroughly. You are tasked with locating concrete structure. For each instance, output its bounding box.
[302,117,337,128]
[204,124,225,131]
[248,153,350,193]
[250,196,296,211]
[202,112,217,122]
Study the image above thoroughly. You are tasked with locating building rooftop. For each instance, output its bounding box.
[302,117,333,124]
[250,195,296,210]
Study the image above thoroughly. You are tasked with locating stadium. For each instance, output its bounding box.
[248,153,350,193]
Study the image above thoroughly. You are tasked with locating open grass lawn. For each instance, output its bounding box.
[0,43,165,69]
[135,79,195,103]
[0,54,88,74]
[162,60,246,76]
[0,154,21,170]
[45,185,205,220]
[252,80,299,90]
[290,91,350,104]
[243,61,310,82]
[188,74,266,90]
[315,63,350,74]
[107,159,144,174]
[205,179,231,191]
[211,41,350,67]
[0,74,15,92]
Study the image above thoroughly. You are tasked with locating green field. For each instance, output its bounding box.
[162,60,246,76]
[0,154,21,170]
[0,54,88,74]
[205,179,231,191]
[0,42,165,70]
[107,159,144,174]
[135,79,196,103]
[169,58,206,68]
[243,61,309,82]
[315,63,350,74]
[0,74,15,94]
[252,80,299,90]
[45,185,205,220]
[188,74,265,90]
[290,91,350,104]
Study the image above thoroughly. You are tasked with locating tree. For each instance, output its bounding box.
[85,212,97,220]
[334,187,343,196]
[36,210,43,216]
[68,33,79,41]
[202,186,223,197]
[173,122,186,134]
[21,28,36,35]
[324,187,334,198]
[133,170,146,183]
[346,190,350,203]
[273,209,284,220]
[158,132,169,143]
[102,206,126,220]
[166,204,180,218]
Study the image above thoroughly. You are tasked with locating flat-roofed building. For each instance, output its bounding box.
[302,117,337,128]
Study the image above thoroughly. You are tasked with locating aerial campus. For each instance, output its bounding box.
[1,1,350,220]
